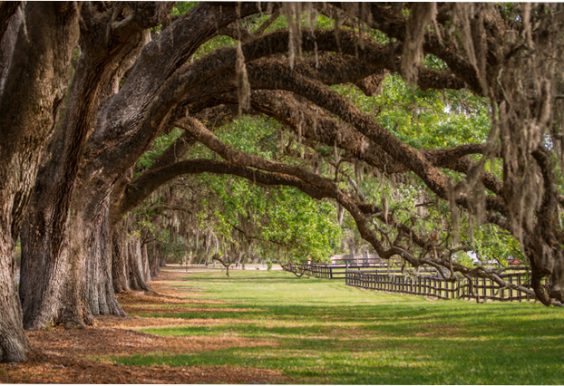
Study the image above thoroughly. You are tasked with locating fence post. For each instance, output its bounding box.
[509,274,514,301]
[516,274,521,302]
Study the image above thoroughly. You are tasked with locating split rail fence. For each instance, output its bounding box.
[285,262,436,280]
[345,269,535,302]
[284,263,380,279]
[284,263,535,302]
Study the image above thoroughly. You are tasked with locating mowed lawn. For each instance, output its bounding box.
[112,269,564,384]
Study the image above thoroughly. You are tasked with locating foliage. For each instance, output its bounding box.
[170,2,197,18]
[190,115,342,264]
[134,68,525,269]
[162,233,186,264]
[259,188,341,263]
[333,75,490,149]
[135,128,183,174]
[134,4,547,273]
[330,74,524,267]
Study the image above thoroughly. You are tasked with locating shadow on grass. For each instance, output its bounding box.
[115,330,564,384]
[118,271,564,384]
[128,302,564,384]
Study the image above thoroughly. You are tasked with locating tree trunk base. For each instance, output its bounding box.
[0,334,28,363]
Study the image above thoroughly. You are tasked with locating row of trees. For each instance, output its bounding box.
[0,2,562,362]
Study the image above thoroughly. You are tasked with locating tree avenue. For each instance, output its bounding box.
[0,2,562,363]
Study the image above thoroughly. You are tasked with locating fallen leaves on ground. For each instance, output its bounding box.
[0,268,287,384]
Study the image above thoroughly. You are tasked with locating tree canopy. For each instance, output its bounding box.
[0,2,562,363]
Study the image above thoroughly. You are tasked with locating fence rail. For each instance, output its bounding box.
[284,263,438,280]
[282,263,535,302]
[284,263,382,279]
[345,270,535,302]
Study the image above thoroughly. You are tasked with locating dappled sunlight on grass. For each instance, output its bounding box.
[112,270,564,384]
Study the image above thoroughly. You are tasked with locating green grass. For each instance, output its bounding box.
[113,270,564,384]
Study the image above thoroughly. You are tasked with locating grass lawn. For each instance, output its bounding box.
[112,269,564,384]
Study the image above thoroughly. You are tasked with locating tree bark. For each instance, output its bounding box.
[148,243,164,278]
[18,2,199,328]
[22,184,128,328]
[127,236,150,291]
[19,6,263,328]
[112,218,154,293]
[0,3,78,360]
[112,221,131,293]
[84,199,125,317]
[0,237,27,362]
[18,4,149,328]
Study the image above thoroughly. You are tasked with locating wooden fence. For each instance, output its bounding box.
[284,262,438,280]
[284,263,385,279]
[330,257,382,267]
[345,269,535,302]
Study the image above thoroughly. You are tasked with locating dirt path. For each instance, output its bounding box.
[0,268,289,383]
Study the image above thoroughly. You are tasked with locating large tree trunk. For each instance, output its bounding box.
[54,193,126,325]
[521,164,564,305]
[142,244,152,283]
[20,3,259,325]
[19,220,73,328]
[19,4,156,328]
[112,221,131,293]
[549,261,564,302]
[21,189,127,328]
[127,236,151,291]
[0,3,79,360]
[0,236,27,362]
[148,243,164,278]
[111,212,157,294]
[84,199,125,317]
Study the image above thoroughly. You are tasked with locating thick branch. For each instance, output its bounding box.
[80,3,261,212]
[244,61,508,216]
[120,158,326,216]
[121,124,529,297]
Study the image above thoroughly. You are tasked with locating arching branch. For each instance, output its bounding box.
[244,61,508,216]
[80,3,262,212]
[121,118,532,297]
